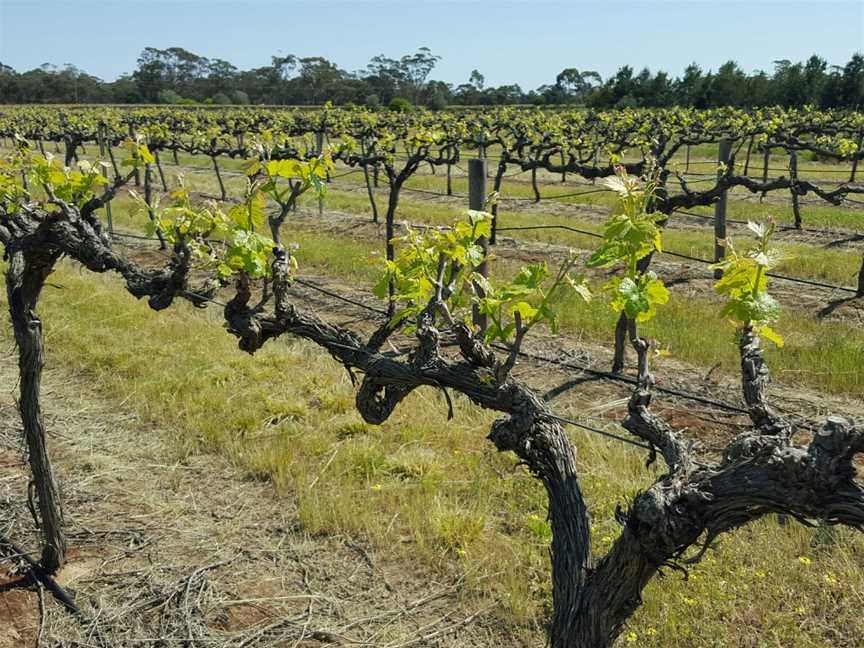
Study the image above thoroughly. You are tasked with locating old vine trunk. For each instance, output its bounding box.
[5,249,66,573]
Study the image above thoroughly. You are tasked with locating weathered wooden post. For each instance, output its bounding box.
[470,158,488,334]
[211,155,226,201]
[316,130,325,216]
[789,150,801,229]
[714,139,732,279]
[153,149,168,191]
[105,200,113,236]
[760,142,771,202]
[490,159,507,246]
[743,135,754,176]
[128,124,140,187]
[850,132,862,183]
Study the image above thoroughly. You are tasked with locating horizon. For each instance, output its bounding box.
[1,0,862,89]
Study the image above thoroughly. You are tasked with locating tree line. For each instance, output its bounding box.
[0,47,862,109]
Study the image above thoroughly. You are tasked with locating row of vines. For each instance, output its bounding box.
[0,105,862,647]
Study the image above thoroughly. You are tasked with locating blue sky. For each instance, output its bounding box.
[1,0,862,88]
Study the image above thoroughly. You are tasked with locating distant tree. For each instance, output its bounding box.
[840,53,864,107]
[771,60,808,107]
[132,47,212,102]
[484,84,525,105]
[743,69,773,106]
[555,68,601,103]
[707,60,748,107]
[104,74,141,103]
[674,63,708,107]
[237,65,282,104]
[803,55,828,105]
[364,93,381,109]
[399,47,440,102]
[364,48,440,104]
[271,55,298,81]
[365,54,402,103]
[821,65,846,109]
[157,88,183,104]
[3,48,864,108]
[206,59,239,95]
[453,69,489,105]
[422,79,452,109]
[388,96,413,112]
[133,48,175,101]
[268,55,298,104]
[230,89,250,105]
[0,63,20,102]
[609,65,635,106]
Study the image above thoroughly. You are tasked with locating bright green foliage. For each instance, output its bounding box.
[32,156,109,207]
[245,136,334,211]
[0,141,34,213]
[712,220,785,347]
[588,166,668,323]
[374,209,491,327]
[376,209,590,343]
[605,273,669,323]
[832,137,859,157]
[476,255,591,342]
[121,136,155,168]
[217,180,284,280]
[220,227,277,280]
[588,170,663,272]
[406,129,443,150]
[0,166,25,213]
[130,179,278,281]
[0,134,286,286]
[228,181,267,232]
[0,139,113,210]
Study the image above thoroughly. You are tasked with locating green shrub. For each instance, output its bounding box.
[388,97,413,113]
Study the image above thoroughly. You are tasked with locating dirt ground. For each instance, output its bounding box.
[0,359,516,647]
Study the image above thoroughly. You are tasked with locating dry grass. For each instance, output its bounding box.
[0,258,860,646]
[1,142,862,646]
[0,316,507,647]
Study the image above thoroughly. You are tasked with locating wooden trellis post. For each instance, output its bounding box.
[714,139,732,279]
[790,151,801,229]
[470,158,488,334]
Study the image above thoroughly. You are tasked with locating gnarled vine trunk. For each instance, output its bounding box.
[6,249,66,573]
[3,191,862,648]
[362,164,378,223]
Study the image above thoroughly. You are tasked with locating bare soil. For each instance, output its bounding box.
[0,359,515,647]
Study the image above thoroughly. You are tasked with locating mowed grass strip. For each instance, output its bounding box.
[306,186,863,288]
[104,190,864,398]
[279,218,864,398]
[11,142,860,265]
[0,253,861,646]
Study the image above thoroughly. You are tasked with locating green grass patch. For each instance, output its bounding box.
[280,220,864,397]
[0,256,860,647]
